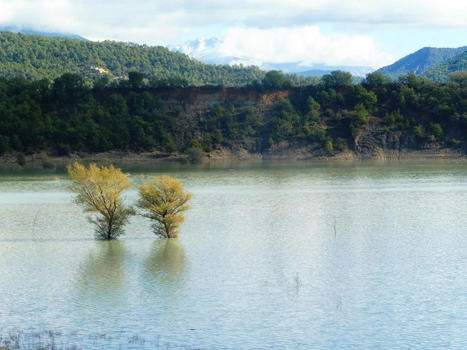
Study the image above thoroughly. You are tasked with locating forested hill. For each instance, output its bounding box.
[0,71,465,160]
[376,46,467,80]
[0,31,271,86]
[423,51,467,82]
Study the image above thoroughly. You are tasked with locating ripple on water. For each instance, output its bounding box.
[0,162,466,349]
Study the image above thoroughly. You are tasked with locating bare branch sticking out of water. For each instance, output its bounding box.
[31,208,41,240]
[327,218,338,238]
[294,273,302,296]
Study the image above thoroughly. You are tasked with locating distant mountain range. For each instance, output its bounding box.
[423,51,467,82]
[173,38,467,80]
[376,46,467,80]
[293,65,374,78]
[172,38,374,77]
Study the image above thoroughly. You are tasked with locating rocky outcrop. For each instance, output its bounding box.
[154,87,291,116]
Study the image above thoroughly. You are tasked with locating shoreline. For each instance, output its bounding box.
[0,148,465,170]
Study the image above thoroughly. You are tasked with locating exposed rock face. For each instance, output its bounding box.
[156,87,291,116]
[151,87,292,147]
[353,121,398,159]
[144,87,464,161]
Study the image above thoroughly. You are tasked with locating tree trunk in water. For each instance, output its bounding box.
[107,219,113,240]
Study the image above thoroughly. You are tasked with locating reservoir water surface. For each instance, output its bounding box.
[0,161,466,349]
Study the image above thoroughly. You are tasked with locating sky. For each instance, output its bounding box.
[0,0,466,69]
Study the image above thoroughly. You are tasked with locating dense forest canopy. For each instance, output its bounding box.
[0,71,465,158]
[0,31,318,87]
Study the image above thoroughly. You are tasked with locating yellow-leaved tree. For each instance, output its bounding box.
[67,162,134,240]
[137,175,192,238]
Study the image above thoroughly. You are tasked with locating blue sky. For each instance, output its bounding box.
[0,0,466,69]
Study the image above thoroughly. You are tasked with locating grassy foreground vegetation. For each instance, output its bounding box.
[0,70,465,158]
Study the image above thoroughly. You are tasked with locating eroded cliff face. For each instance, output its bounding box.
[150,87,293,149]
[348,120,461,160]
[124,86,465,161]
[154,87,291,116]
[353,121,403,159]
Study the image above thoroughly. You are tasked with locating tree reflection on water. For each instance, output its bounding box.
[76,241,128,298]
[143,239,186,283]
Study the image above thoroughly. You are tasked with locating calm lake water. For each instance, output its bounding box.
[0,161,466,349]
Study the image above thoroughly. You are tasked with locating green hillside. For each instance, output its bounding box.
[423,51,467,82]
[0,31,268,86]
[376,46,467,80]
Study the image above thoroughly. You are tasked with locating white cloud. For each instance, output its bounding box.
[0,0,189,43]
[182,26,395,69]
[0,0,77,32]
[0,0,466,44]
[0,0,464,67]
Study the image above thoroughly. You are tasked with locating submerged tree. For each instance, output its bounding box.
[137,176,192,238]
[67,162,133,240]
